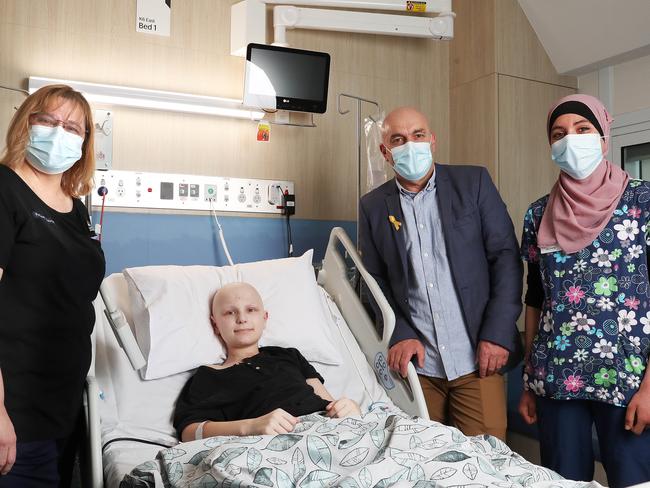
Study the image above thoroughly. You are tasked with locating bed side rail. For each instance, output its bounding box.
[82,375,103,488]
[99,282,146,371]
[317,227,429,419]
[83,280,147,487]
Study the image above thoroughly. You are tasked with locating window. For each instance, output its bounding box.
[622,142,650,179]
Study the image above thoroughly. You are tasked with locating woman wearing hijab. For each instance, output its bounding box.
[518,94,650,487]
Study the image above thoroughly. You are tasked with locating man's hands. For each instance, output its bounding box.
[389,339,508,378]
[518,390,537,425]
[245,408,298,436]
[326,398,361,418]
[625,385,650,435]
[477,340,509,377]
[388,339,425,377]
[0,407,16,475]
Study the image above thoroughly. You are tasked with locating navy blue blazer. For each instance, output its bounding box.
[359,163,523,361]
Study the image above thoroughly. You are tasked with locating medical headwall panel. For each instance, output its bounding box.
[95,170,293,214]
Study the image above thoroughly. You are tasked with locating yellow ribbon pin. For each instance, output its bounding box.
[389,215,402,231]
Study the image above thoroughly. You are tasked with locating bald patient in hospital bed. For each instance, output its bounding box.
[172,282,362,442]
[128,284,603,487]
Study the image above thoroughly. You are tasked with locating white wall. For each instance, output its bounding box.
[517,0,650,75]
[579,53,650,116]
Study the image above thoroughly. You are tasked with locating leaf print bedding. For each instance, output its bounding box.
[120,405,602,488]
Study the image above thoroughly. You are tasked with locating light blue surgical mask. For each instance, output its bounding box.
[389,141,433,181]
[25,125,83,175]
[551,133,604,180]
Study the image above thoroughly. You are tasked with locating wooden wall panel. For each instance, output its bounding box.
[450,0,496,88]
[449,0,577,331]
[0,0,450,221]
[498,75,574,233]
[496,0,577,89]
[450,74,498,180]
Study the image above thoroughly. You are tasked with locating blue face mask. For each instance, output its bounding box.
[551,133,604,180]
[25,125,84,175]
[389,141,433,181]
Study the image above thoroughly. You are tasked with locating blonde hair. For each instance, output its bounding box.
[0,84,95,197]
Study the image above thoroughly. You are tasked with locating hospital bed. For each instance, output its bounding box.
[83,227,429,487]
[83,228,602,488]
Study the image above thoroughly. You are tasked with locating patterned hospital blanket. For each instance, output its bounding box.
[120,405,602,488]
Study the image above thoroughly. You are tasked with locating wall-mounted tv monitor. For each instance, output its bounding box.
[243,43,331,114]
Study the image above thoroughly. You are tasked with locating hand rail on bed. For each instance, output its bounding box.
[83,375,103,488]
[99,283,146,371]
[317,227,429,419]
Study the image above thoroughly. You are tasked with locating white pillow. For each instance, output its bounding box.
[124,250,343,379]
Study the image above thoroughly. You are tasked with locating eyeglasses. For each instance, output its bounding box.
[29,113,87,137]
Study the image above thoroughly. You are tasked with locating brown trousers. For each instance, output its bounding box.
[418,372,507,441]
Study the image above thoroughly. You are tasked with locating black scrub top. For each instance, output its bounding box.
[0,165,105,441]
[173,347,330,436]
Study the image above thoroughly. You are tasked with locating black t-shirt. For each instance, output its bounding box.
[0,165,105,441]
[173,347,330,436]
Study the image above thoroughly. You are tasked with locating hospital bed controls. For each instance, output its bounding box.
[374,352,396,391]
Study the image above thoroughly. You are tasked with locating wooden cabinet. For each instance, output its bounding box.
[450,0,576,227]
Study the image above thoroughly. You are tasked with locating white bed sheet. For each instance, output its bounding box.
[103,443,162,488]
[94,275,394,486]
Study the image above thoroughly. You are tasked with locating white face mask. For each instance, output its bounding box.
[25,125,83,175]
[388,141,433,181]
[551,133,604,180]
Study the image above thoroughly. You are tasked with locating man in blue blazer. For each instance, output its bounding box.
[359,107,522,440]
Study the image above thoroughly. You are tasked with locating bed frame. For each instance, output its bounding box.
[317,227,428,418]
[82,227,428,487]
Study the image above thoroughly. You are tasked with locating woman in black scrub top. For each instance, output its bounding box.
[0,85,105,486]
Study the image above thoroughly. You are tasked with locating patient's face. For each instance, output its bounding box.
[211,283,268,349]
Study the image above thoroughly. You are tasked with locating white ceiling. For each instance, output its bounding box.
[517,0,650,75]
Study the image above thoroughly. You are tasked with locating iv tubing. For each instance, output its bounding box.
[210,202,234,266]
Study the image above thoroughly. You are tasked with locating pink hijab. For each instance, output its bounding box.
[537,94,629,255]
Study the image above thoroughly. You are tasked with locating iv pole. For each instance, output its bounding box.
[337,93,381,247]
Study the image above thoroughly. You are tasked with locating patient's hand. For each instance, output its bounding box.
[326,398,362,418]
[246,408,298,435]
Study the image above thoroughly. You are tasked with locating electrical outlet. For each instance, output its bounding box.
[237,186,247,203]
[204,184,218,201]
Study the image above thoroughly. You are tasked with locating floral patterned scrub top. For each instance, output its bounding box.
[521,180,650,407]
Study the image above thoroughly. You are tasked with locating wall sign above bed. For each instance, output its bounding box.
[136,0,171,37]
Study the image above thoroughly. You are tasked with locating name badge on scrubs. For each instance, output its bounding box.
[540,245,562,255]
